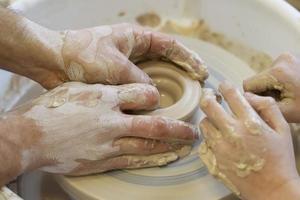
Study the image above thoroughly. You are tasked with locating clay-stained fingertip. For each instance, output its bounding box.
[200,88,222,109]
[218,80,235,93]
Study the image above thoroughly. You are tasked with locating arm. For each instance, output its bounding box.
[0,6,65,88]
[0,7,208,89]
[0,111,43,186]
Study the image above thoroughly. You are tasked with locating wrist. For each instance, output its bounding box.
[258,177,300,200]
[0,110,44,186]
[0,7,66,88]
[18,21,67,88]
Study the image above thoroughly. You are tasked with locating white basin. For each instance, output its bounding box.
[0,0,299,200]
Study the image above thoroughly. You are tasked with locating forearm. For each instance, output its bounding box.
[0,7,65,87]
[0,111,43,187]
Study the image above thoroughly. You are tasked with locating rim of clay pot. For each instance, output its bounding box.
[138,60,201,121]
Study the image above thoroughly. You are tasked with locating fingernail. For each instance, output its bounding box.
[200,88,216,107]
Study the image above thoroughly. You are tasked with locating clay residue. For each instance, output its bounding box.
[118,11,126,17]
[136,12,161,28]
[199,142,241,196]
[158,19,273,72]
[287,0,300,10]
[0,0,9,7]
[136,13,273,72]
[234,155,265,178]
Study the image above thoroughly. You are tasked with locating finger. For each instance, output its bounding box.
[272,53,297,68]
[278,100,298,123]
[113,137,177,155]
[200,88,235,132]
[117,83,159,111]
[219,81,257,119]
[101,49,152,84]
[108,152,179,170]
[243,53,297,96]
[65,152,178,176]
[198,142,218,175]
[245,92,290,133]
[120,55,153,84]
[200,118,222,142]
[131,27,209,81]
[122,116,199,143]
[199,118,228,155]
[150,32,209,81]
[243,70,280,94]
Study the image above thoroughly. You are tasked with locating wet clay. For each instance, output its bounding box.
[151,74,183,108]
[199,142,241,196]
[124,152,178,168]
[138,60,201,120]
[44,87,102,109]
[158,19,273,72]
[234,154,265,178]
[125,145,191,168]
[136,12,161,28]
[136,13,273,72]
[199,88,267,196]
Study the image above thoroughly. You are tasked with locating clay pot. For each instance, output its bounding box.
[138,60,201,121]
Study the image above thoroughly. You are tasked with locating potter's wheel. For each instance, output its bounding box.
[18,36,254,200]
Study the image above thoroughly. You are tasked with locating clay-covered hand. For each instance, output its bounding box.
[12,82,198,176]
[199,81,300,200]
[60,23,208,86]
[243,53,300,123]
[40,23,208,89]
[0,8,208,89]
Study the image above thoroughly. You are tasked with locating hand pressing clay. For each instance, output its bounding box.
[137,60,202,120]
[198,82,299,200]
[244,53,300,123]
[0,8,208,90]
[0,82,199,186]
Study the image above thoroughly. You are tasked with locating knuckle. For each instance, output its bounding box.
[151,117,169,137]
[225,87,238,97]
[262,97,276,107]
[145,86,160,106]
[265,96,276,104]
[200,93,216,108]
[277,53,296,64]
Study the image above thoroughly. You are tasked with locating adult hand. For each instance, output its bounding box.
[7,82,198,176]
[59,23,208,86]
[0,8,208,88]
[244,53,300,123]
[199,82,300,200]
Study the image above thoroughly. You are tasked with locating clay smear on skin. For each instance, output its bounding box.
[199,142,240,196]
[22,85,119,174]
[21,84,195,174]
[199,89,266,196]
[62,26,114,83]
[62,26,143,84]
